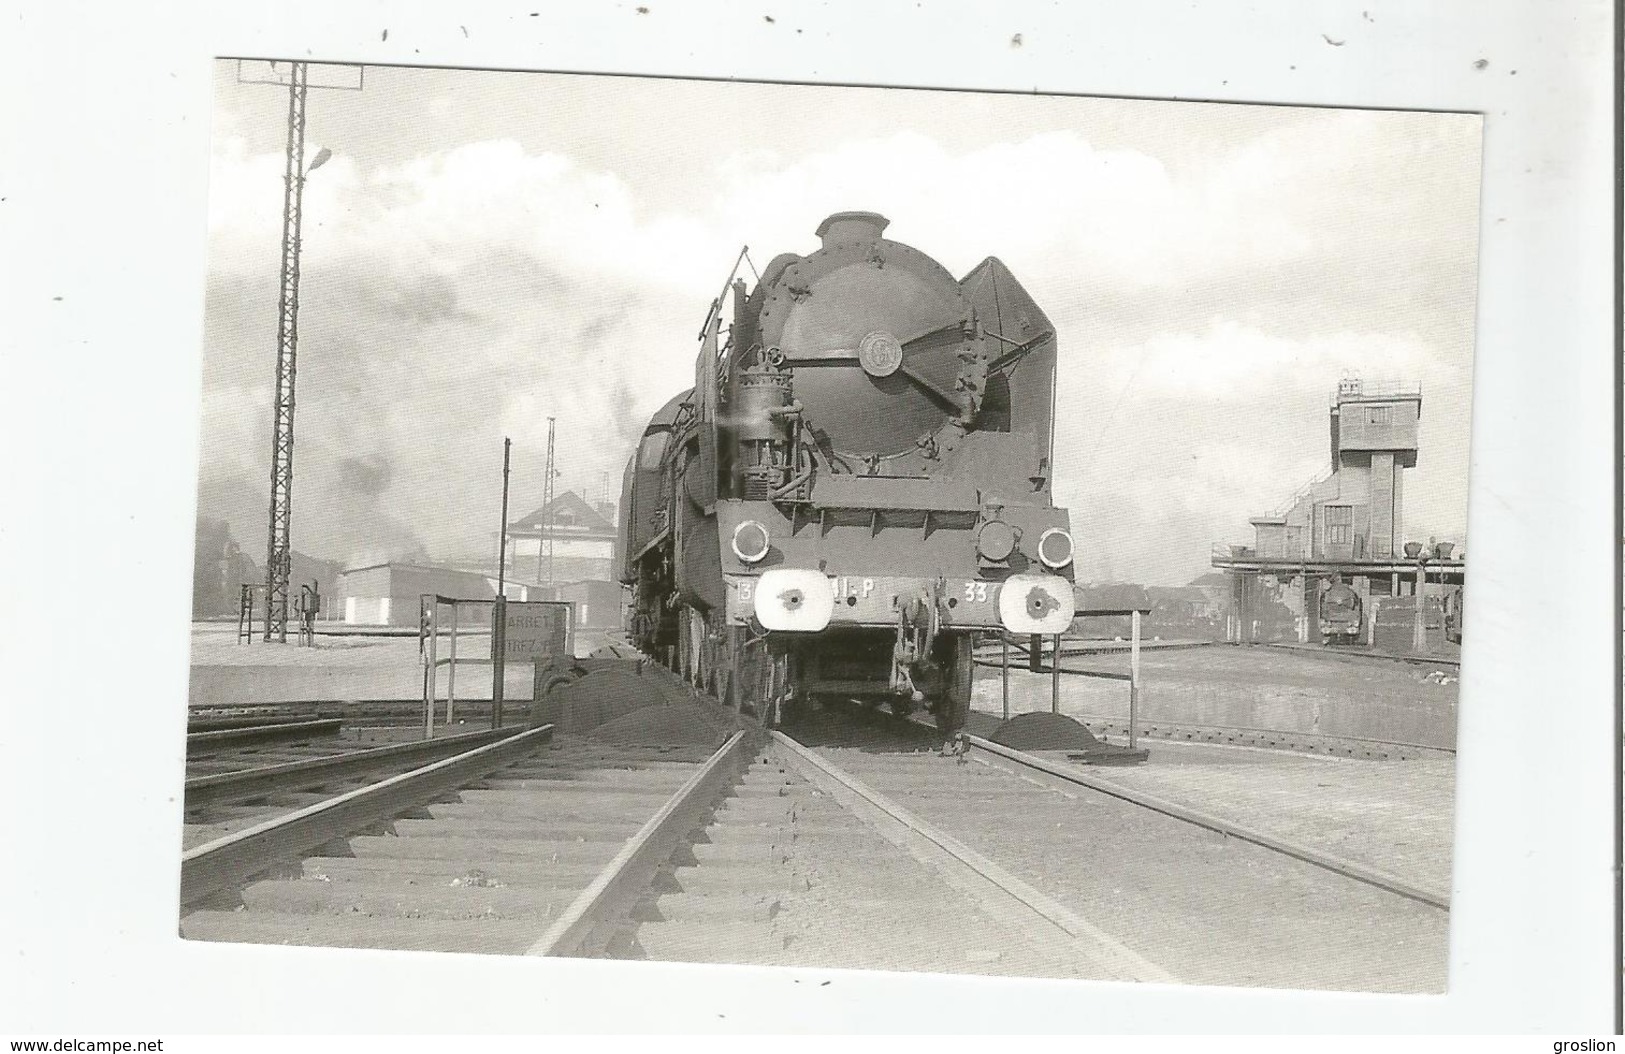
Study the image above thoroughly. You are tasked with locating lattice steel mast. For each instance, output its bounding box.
[236,60,361,642]
[264,61,312,642]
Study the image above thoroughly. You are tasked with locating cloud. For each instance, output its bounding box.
[1052,321,1473,583]
[197,103,1478,584]
[1089,321,1459,402]
[706,128,1311,293]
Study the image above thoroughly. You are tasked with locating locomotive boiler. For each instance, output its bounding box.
[618,212,1075,739]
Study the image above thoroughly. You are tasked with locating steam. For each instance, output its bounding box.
[336,453,392,496]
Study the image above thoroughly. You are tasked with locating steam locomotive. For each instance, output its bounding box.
[618,212,1075,738]
[1443,584,1464,645]
[1318,576,1363,645]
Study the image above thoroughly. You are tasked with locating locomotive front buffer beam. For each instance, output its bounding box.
[722,571,1073,637]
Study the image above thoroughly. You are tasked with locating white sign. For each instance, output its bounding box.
[498,601,573,663]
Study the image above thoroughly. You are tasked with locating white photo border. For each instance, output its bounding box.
[1,0,1616,1035]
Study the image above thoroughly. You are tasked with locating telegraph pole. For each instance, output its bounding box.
[494,437,512,729]
[237,60,362,642]
[543,417,557,589]
[498,437,512,595]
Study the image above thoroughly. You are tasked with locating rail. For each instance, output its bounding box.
[1260,641,1461,669]
[186,714,328,734]
[185,718,343,753]
[522,723,1174,980]
[959,733,1450,910]
[526,729,757,958]
[1082,718,1455,759]
[180,723,555,907]
[769,731,1177,983]
[183,726,518,808]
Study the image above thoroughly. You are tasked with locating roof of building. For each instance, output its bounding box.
[339,560,490,580]
[510,490,616,535]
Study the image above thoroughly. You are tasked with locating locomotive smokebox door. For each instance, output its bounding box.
[763,212,974,459]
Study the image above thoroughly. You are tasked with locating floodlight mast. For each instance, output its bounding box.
[262,60,311,642]
[245,60,358,642]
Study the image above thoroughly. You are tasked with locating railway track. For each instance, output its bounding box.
[182,730,524,851]
[178,702,1162,980]
[180,720,544,903]
[186,718,343,754]
[188,700,496,730]
[179,666,1448,990]
[184,718,368,788]
[592,732,1165,979]
[786,703,1449,992]
[1261,641,1461,668]
[957,734,1449,909]
[183,713,488,780]
[1079,718,1454,760]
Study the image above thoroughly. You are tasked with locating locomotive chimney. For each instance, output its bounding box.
[815,211,890,249]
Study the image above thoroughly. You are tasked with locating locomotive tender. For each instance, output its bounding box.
[618,212,1075,738]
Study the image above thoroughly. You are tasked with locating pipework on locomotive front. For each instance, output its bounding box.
[618,211,1076,737]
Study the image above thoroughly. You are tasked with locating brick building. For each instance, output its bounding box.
[506,490,618,587]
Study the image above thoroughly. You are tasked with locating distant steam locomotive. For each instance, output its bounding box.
[618,212,1075,737]
[1443,584,1464,645]
[1318,576,1363,645]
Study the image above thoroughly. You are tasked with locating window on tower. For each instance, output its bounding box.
[1325,504,1353,545]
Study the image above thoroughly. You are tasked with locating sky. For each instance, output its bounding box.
[199,61,1482,585]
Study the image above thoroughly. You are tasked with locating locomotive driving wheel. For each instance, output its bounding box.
[737,644,791,729]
